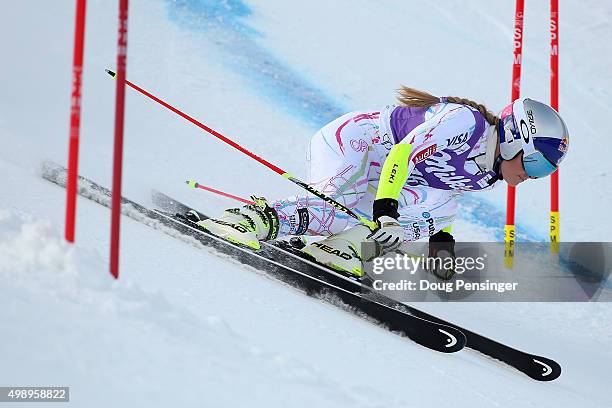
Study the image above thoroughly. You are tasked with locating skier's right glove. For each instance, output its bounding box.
[368,198,404,251]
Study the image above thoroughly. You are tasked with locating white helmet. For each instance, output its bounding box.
[497,98,569,178]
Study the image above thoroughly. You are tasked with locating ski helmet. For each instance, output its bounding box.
[497,98,569,178]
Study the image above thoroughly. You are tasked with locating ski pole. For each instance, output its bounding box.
[186,179,255,205]
[105,69,377,230]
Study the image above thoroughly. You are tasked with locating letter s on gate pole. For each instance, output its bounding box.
[550,0,560,252]
[504,0,525,269]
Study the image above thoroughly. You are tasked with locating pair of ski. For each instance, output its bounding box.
[41,162,561,381]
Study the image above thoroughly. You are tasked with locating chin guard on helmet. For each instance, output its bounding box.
[487,155,505,186]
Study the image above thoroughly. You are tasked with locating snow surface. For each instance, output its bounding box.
[1,0,612,406]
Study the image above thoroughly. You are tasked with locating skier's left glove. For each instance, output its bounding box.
[368,198,404,251]
[427,230,456,280]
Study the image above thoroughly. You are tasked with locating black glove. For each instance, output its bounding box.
[428,230,456,280]
[372,198,400,221]
[369,198,403,251]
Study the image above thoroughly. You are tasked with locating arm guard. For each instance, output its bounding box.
[373,143,412,221]
[375,143,413,201]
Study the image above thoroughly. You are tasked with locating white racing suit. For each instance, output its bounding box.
[272,103,498,241]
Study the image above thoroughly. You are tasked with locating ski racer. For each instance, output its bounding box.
[187,87,570,279]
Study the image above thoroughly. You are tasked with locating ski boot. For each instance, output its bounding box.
[301,224,379,278]
[186,196,279,250]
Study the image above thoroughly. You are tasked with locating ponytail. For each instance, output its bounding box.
[396,86,499,126]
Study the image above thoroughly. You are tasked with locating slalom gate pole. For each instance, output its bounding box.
[549,0,560,252]
[504,0,525,268]
[186,180,255,205]
[105,69,377,230]
[109,0,129,279]
[65,0,87,243]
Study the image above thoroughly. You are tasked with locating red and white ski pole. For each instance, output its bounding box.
[105,69,377,230]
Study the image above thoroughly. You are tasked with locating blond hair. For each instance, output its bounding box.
[396,86,499,126]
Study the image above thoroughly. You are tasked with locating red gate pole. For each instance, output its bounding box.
[504,0,525,268]
[110,0,129,279]
[550,0,560,251]
[65,0,87,243]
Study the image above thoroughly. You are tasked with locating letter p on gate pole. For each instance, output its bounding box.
[550,0,560,253]
[504,0,524,269]
[504,0,562,262]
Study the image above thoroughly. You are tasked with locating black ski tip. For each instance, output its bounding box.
[523,354,562,381]
[105,68,116,77]
[435,325,467,353]
[409,324,466,353]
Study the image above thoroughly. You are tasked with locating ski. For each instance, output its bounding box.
[40,161,465,354]
[151,190,562,382]
[41,161,562,380]
[159,209,465,352]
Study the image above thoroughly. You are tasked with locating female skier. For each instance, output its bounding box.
[188,87,570,278]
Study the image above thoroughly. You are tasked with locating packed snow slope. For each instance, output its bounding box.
[1,1,612,407]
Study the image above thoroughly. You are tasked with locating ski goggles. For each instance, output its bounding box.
[500,100,558,179]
